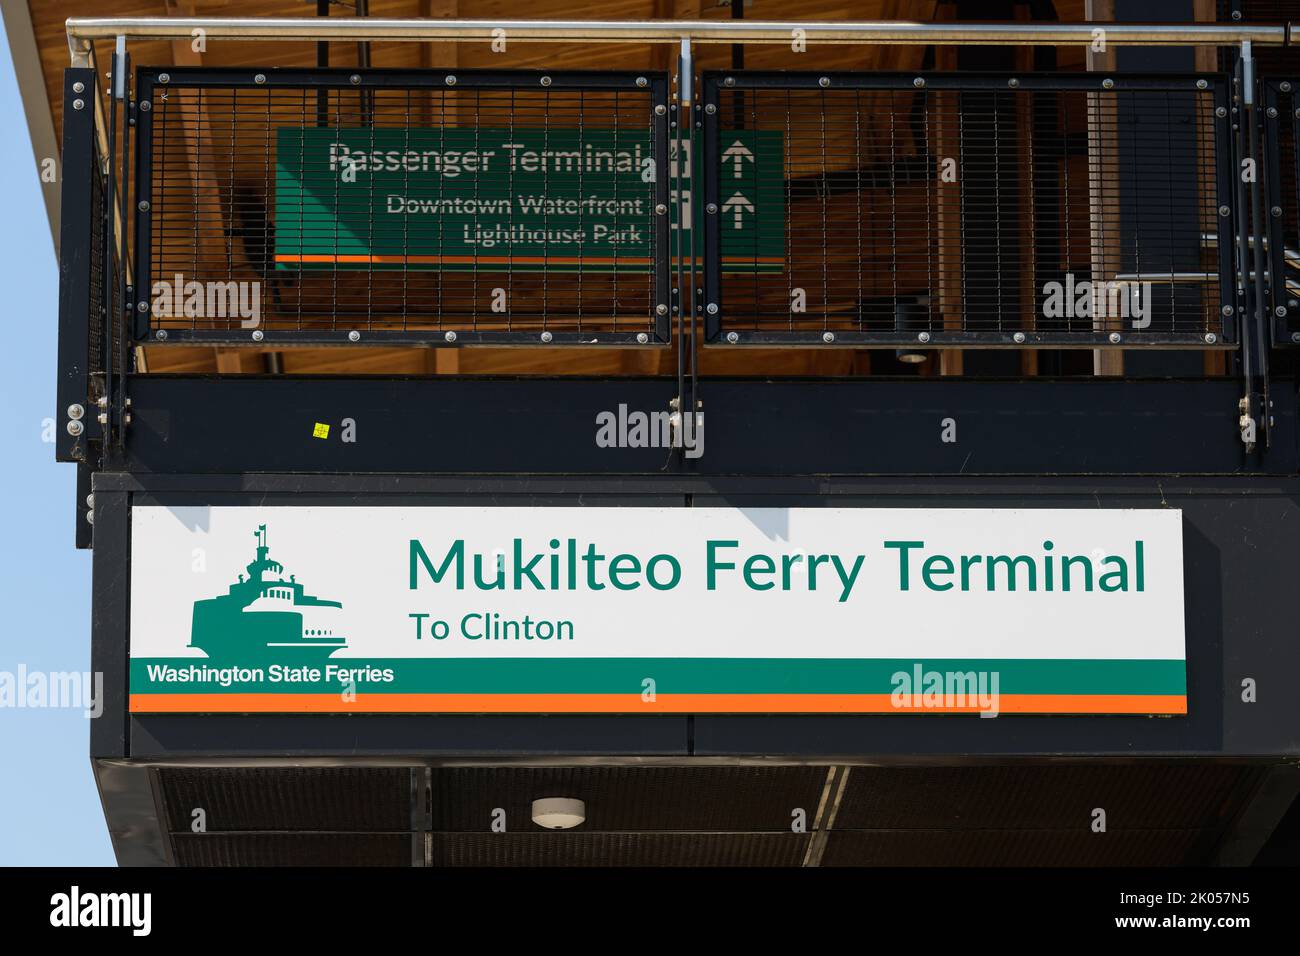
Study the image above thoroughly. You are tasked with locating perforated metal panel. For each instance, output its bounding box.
[170,833,412,866]
[429,832,810,866]
[822,828,1210,867]
[158,767,412,832]
[428,765,828,832]
[832,764,1261,831]
[155,762,1268,867]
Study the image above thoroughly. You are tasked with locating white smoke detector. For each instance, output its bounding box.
[531,797,586,829]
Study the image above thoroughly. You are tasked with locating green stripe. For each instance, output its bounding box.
[130,657,1187,696]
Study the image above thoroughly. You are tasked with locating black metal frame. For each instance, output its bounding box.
[55,68,104,463]
[107,375,1294,477]
[131,67,674,347]
[701,71,1238,348]
[1261,77,1300,346]
[86,468,1300,764]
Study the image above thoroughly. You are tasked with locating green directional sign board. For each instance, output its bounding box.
[274,127,783,273]
[710,134,785,273]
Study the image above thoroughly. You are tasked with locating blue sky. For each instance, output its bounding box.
[0,16,116,866]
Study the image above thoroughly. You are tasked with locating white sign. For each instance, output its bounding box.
[128,506,1187,715]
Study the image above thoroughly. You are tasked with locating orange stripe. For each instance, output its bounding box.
[129,693,1188,715]
[275,254,785,265]
[276,254,649,265]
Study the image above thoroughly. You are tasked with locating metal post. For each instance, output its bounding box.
[1244,42,1271,447]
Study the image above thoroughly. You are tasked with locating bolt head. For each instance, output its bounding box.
[1008,78,1020,88]
[540,76,552,87]
[254,74,266,85]
[444,330,457,343]
[1268,107,1280,118]
[1292,333,1300,344]
[724,77,735,87]
[541,331,554,343]
[1273,206,1283,217]
[654,104,667,115]
[1206,332,1219,344]
[655,203,668,215]
[913,77,925,88]
[139,100,151,111]
[1217,106,1228,118]
[636,332,649,344]
[348,329,361,342]
[137,301,149,313]
[138,200,150,212]
[86,511,94,525]
[706,303,719,315]
[636,76,648,88]
[1277,306,1289,317]
[1219,205,1231,217]
[158,73,170,85]
[72,99,84,111]
[705,103,716,114]
[726,331,739,344]
[1102,78,1114,89]
[819,77,830,88]
[1196,79,1208,90]
[822,331,835,343]
[918,332,931,344]
[706,203,718,214]
[67,404,85,420]
[445,75,457,86]
[350,74,361,85]
[251,329,264,342]
[1283,82,1294,93]
[155,329,168,341]
[1013,331,1026,344]
[1109,332,1122,344]
[655,304,668,315]
[66,420,84,437]
[72,82,85,94]
[85,493,94,509]
[1222,305,1234,317]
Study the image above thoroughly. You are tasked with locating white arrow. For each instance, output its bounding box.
[721,191,754,229]
[721,140,755,179]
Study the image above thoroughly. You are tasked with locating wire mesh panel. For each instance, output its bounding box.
[133,69,671,346]
[702,73,1235,348]
[1263,78,1300,344]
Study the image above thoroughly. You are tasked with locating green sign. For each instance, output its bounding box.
[274,127,783,273]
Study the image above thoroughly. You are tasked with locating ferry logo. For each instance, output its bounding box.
[189,526,347,664]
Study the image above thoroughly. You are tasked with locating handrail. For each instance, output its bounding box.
[66,17,1297,65]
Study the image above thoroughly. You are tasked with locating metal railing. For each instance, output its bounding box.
[57,17,1300,360]
[1262,78,1300,345]
[133,68,671,346]
[49,15,1300,472]
[702,72,1234,348]
[63,18,1298,60]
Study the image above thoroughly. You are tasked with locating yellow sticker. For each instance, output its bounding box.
[312,422,330,439]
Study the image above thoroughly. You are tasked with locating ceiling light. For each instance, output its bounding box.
[531,797,586,829]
